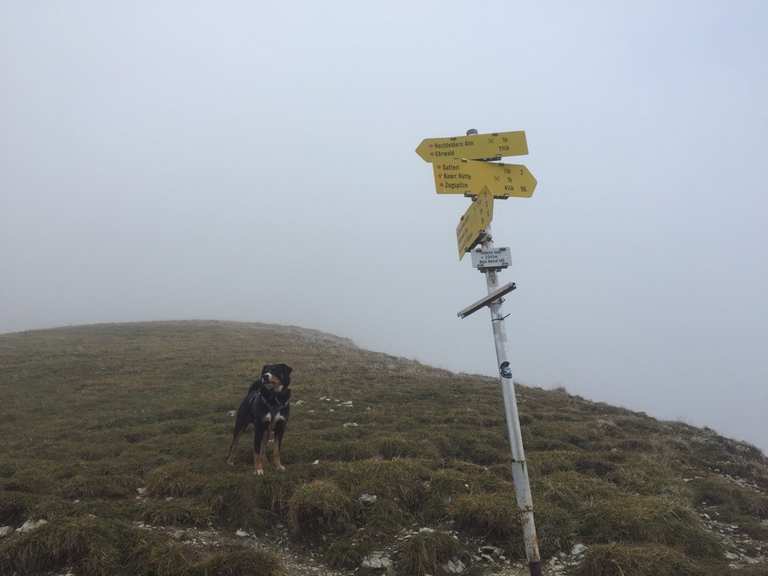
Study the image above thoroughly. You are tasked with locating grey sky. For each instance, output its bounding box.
[2,1,766,449]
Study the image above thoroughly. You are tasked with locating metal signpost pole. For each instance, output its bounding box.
[479,226,542,576]
[416,126,541,575]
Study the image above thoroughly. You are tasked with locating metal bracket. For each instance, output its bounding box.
[457,282,517,319]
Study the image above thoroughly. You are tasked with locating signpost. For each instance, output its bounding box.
[456,188,493,258]
[416,130,529,162]
[416,128,542,576]
[433,159,537,198]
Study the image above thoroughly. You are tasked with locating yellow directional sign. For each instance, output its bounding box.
[434,159,537,198]
[457,189,494,259]
[416,131,528,163]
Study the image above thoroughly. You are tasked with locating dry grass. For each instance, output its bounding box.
[0,321,766,574]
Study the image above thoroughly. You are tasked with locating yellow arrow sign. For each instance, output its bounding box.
[434,159,537,198]
[416,131,528,163]
[457,189,494,259]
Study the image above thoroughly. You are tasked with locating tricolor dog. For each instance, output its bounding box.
[226,363,292,475]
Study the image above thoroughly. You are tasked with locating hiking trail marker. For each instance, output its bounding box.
[415,130,529,162]
[416,128,542,576]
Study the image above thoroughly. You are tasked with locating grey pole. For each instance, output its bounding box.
[467,130,542,576]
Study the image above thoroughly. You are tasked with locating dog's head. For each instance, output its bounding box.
[261,363,293,393]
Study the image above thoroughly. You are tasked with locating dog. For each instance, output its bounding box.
[226,363,292,475]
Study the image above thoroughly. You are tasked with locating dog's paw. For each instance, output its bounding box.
[254,468,264,476]
[277,465,286,472]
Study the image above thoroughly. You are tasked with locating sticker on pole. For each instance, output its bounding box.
[472,247,511,270]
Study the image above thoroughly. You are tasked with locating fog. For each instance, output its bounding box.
[2,1,766,450]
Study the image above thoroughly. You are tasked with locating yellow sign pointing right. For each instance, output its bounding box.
[434,159,537,198]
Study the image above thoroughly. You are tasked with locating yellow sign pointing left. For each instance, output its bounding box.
[456,188,494,259]
[416,131,528,163]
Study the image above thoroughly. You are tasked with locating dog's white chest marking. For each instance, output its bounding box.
[262,412,272,423]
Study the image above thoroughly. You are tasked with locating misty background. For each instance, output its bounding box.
[2,1,766,450]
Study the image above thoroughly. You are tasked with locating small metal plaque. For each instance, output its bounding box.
[471,247,511,270]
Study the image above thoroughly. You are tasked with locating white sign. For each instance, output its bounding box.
[471,247,511,270]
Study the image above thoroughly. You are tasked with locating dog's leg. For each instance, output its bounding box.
[226,430,242,466]
[226,405,250,465]
[272,417,287,471]
[253,417,271,476]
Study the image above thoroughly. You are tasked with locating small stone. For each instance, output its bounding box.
[0,526,13,537]
[137,487,147,495]
[235,529,248,537]
[165,497,174,502]
[725,551,739,561]
[359,493,378,504]
[227,410,236,417]
[312,459,320,465]
[443,559,466,574]
[361,551,393,571]
[479,545,503,557]
[571,543,587,556]
[343,422,359,428]
[18,519,48,533]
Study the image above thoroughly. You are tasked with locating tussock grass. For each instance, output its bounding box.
[452,493,521,542]
[194,547,284,576]
[0,321,766,574]
[146,462,207,497]
[141,498,213,527]
[0,492,28,526]
[579,495,722,558]
[395,530,464,576]
[0,516,132,576]
[690,476,768,519]
[62,473,139,499]
[205,475,270,531]
[288,480,352,536]
[574,543,706,576]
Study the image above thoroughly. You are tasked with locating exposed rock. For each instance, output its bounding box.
[359,493,378,504]
[235,529,248,537]
[361,552,393,575]
[571,543,587,556]
[0,526,13,537]
[479,545,503,557]
[18,519,48,533]
[343,422,359,428]
[443,558,466,574]
[136,487,147,495]
[227,410,236,417]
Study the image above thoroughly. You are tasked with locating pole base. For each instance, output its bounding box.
[528,560,543,576]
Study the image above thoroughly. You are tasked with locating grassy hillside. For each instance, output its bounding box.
[0,321,766,576]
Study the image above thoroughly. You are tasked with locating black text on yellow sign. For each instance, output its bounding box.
[434,159,537,198]
[456,189,494,259]
[416,131,528,163]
